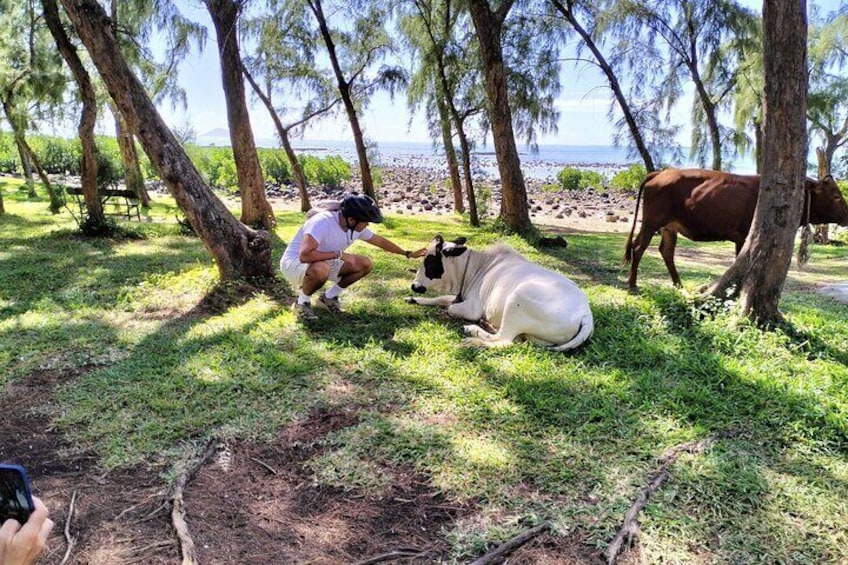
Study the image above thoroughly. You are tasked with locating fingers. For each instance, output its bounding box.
[17,497,49,540]
[0,517,22,539]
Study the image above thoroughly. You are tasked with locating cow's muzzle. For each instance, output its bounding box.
[411,283,427,294]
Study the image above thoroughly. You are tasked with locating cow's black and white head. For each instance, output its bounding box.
[410,234,468,294]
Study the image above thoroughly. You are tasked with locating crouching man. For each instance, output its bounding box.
[280,193,426,321]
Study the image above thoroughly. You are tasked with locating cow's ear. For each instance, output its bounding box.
[453,237,467,245]
[443,245,467,257]
[434,234,444,245]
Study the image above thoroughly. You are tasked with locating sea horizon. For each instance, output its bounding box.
[196,133,759,180]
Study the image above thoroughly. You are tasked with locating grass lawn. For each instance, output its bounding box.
[1,179,847,563]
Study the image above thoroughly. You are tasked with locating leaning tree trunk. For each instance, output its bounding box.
[467,0,531,234]
[706,0,807,325]
[814,146,830,243]
[436,90,464,214]
[242,66,311,212]
[112,104,149,206]
[206,0,276,230]
[14,136,35,196]
[4,101,64,213]
[43,0,107,227]
[59,0,273,281]
[553,0,655,172]
[309,0,376,199]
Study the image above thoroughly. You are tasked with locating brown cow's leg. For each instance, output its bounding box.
[659,229,682,287]
[627,225,658,293]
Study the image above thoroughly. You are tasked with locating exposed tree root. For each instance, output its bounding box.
[59,490,78,565]
[351,548,428,564]
[470,522,551,565]
[605,438,711,565]
[168,438,222,565]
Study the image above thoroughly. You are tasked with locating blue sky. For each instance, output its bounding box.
[154,0,842,147]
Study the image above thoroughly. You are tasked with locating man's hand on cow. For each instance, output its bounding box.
[408,248,427,259]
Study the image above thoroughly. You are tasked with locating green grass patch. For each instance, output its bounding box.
[2,178,848,562]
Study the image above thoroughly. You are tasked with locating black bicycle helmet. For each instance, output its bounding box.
[339,193,384,223]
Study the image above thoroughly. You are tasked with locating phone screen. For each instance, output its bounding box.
[0,465,35,524]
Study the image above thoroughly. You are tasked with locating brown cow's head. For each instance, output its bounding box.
[410,234,468,294]
[805,175,848,226]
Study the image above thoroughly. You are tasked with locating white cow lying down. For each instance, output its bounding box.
[407,235,594,351]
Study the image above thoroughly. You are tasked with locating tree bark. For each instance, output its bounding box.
[308,0,376,199]
[42,0,107,225]
[706,0,807,325]
[205,0,275,230]
[467,0,531,234]
[112,103,150,206]
[59,0,273,281]
[552,0,655,172]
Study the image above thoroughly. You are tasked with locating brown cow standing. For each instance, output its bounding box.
[624,168,848,292]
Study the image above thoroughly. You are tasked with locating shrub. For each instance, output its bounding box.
[579,170,608,190]
[301,155,351,189]
[258,148,291,185]
[556,167,582,191]
[0,133,18,174]
[610,164,647,191]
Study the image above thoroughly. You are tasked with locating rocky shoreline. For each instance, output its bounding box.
[266,164,639,233]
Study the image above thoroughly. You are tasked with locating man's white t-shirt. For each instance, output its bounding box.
[282,210,374,265]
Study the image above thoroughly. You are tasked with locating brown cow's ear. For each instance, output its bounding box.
[443,245,467,257]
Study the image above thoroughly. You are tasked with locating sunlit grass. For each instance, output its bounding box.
[2,181,848,562]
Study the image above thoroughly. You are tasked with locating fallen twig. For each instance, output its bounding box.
[351,548,425,565]
[604,438,710,565]
[469,522,550,565]
[169,438,222,565]
[249,456,278,475]
[59,490,77,565]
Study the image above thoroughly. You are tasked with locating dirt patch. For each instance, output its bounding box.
[2,373,613,564]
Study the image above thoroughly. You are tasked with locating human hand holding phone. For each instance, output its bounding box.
[0,465,53,565]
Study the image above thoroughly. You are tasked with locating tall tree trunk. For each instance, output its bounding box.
[14,136,35,196]
[308,0,376,199]
[42,0,107,226]
[205,0,275,230]
[690,69,723,171]
[242,66,311,212]
[553,0,655,172]
[3,96,63,212]
[112,103,149,206]
[436,89,464,213]
[707,0,807,325]
[467,0,531,234]
[815,146,830,243]
[456,122,479,226]
[59,0,273,281]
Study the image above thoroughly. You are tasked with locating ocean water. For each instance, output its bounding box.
[196,135,758,180]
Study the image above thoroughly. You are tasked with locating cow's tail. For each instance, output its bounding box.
[550,310,594,352]
[623,172,657,265]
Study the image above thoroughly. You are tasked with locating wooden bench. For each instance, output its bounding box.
[64,186,141,221]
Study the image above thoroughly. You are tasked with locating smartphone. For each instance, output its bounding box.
[0,464,35,524]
